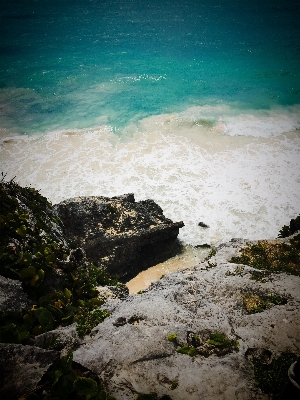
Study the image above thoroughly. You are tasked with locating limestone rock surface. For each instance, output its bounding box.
[54,194,184,281]
[31,323,82,354]
[73,239,300,400]
[0,343,58,400]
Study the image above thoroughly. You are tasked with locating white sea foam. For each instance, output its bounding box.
[176,105,300,137]
[1,106,300,246]
[112,74,167,83]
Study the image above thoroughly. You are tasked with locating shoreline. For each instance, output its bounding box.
[126,244,210,294]
[1,106,300,248]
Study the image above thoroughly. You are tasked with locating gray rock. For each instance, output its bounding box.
[0,275,31,313]
[0,343,58,400]
[54,195,184,281]
[73,240,300,400]
[107,284,129,300]
[96,284,129,303]
[31,323,82,354]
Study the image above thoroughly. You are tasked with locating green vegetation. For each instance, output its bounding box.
[207,333,231,348]
[167,331,239,358]
[176,346,197,357]
[252,352,297,400]
[75,305,110,339]
[230,236,300,276]
[0,179,117,343]
[278,215,300,238]
[249,270,271,282]
[168,332,197,356]
[191,334,201,347]
[225,266,244,277]
[278,225,291,238]
[205,261,217,270]
[195,332,239,357]
[167,333,177,342]
[206,248,216,259]
[243,293,287,314]
[19,351,117,400]
[207,333,239,351]
[0,179,121,398]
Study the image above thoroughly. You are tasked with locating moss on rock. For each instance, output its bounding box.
[252,352,298,400]
[230,236,300,276]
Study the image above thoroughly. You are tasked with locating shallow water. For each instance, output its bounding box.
[126,245,210,294]
[1,0,300,133]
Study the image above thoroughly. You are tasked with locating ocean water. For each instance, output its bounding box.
[1,0,300,249]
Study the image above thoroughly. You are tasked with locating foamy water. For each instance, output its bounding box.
[1,1,299,291]
[2,105,300,248]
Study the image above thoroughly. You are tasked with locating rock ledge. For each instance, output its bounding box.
[54,195,184,281]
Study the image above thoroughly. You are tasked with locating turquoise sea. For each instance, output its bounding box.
[1,0,300,247]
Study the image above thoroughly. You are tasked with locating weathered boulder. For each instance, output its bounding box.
[31,323,82,354]
[54,195,184,281]
[0,343,58,400]
[73,238,300,400]
[0,275,32,313]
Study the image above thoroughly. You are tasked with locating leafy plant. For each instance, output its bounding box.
[20,351,117,400]
[73,377,98,396]
[0,317,30,344]
[75,306,109,338]
[0,179,115,343]
[74,264,117,298]
[278,224,291,238]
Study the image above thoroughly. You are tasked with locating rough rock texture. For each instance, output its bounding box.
[0,343,58,400]
[31,323,82,354]
[96,285,129,303]
[0,275,32,313]
[54,194,184,281]
[73,238,300,400]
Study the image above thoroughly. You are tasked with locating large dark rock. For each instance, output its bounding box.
[0,343,58,400]
[0,275,32,314]
[54,194,184,281]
